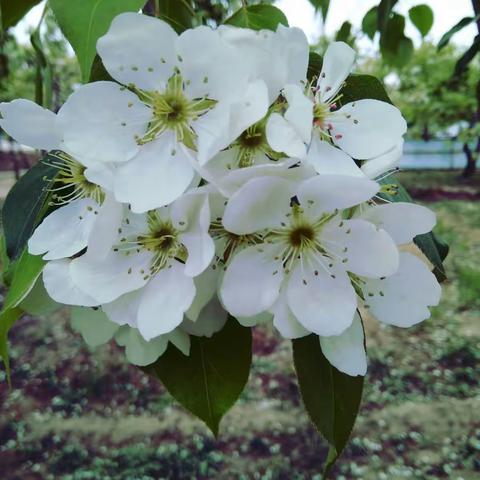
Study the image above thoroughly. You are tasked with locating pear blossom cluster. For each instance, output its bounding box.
[0,13,441,373]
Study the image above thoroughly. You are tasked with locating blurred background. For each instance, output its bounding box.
[0,1,479,478]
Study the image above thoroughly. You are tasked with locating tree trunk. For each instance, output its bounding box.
[462,142,476,177]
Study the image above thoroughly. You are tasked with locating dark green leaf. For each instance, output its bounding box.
[454,36,480,77]
[20,277,60,316]
[2,154,59,260]
[335,21,352,44]
[3,250,45,311]
[293,334,364,477]
[379,176,448,282]
[362,7,377,40]
[408,5,434,37]
[380,13,413,67]
[438,15,480,50]
[307,51,323,82]
[0,307,23,385]
[377,0,397,34]
[145,319,252,435]
[89,54,114,82]
[308,0,330,22]
[49,0,147,82]
[340,74,393,105]
[0,0,42,30]
[152,0,195,33]
[225,5,288,31]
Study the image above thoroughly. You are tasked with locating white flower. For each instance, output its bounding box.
[0,99,119,260]
[56,13,269,212]
[218,24,309,103]
[265,42,407,176]
[317,201,441,377]
[219,174,399,337]
[42,191,214,341]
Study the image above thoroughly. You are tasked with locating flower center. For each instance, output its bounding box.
[289,225,316,247]
[44,151,103,206]
[232,121,282,168]
[135,73,216,150]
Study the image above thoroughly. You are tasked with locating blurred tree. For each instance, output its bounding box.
[362,42,479,177]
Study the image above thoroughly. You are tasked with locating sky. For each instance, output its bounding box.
[13,0,479,51]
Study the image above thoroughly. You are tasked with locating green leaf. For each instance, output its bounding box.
[144,319,252,435]
[2,155,59,260]
[362,7,378,40]
[307,51,323,82]
[89,54,114,82]
[377,0,397,34]
[0,0,42,30]
[308,0,330,22]
[408,5,434,37]
[380,13,414,67]
[20,277,60,316]
[378,176,448,282]
[3,250,45,311]
[0,307,23,385]
[438,15,480,50]
[340,74,393,105]
[225,5,288,31]
[49,0,147,82]
[293,334,364,477]
[335,21,352,44]
[153,0,195,33]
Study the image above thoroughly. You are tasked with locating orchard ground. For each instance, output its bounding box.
[0,170,479,480]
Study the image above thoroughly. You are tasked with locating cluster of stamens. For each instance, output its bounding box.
[43,151,103,206]
[114,211,186,279]
[132,73,216,149]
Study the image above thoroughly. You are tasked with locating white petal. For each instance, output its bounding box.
[97,12,177,91]
[266,112,307,159]
[320,218,399,278]
[229,79,269,141]
[359,202,436,245]
[137,261,196,341]
[28,198,99,260]
[102,290,143,328]
[271,294,309,339]
[193,102,232,166]
[318,42,355,102]
[186,265,220,322]
[177,26,248,102]
[306,136,364,176]
[70,249,152,304]
[180,231,215,277]
[331,99,407,159]
[71,306,119,348]
[182,296,228,337]
[43,259,98,307]
[166,328,191,355]
[85,194,124,260]
[286,262,357,336]
[223,176,294,234]
[114,133,195,212]
[57,81,150,165]
[171,188,210,232]
[115,326,168,366]
[283,84,313,144]
[297,174,378,213]
[363,252,441,328]
[0,99,60,150]
[220,244,283,318]
[361,140,403,179]
[320,312,367,376]
[84,163,116,191]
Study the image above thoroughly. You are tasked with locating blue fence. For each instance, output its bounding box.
[400,140,478,169]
